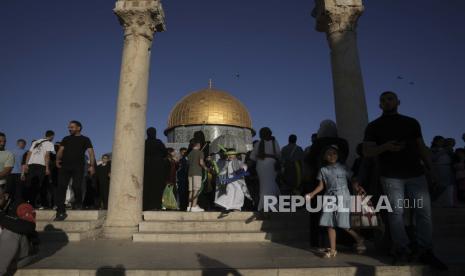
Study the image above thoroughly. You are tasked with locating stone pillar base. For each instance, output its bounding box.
[103,225,138,239]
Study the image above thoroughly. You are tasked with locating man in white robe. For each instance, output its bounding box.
[214,150,251,211]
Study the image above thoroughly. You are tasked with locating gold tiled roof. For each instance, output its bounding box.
[167,88,252,130]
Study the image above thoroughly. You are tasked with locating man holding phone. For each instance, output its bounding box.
[363,91,446,269]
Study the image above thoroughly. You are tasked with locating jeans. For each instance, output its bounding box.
[0,229,30,275]
[381,175,433,251]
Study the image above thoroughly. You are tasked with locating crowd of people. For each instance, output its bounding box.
[1,91,463,271]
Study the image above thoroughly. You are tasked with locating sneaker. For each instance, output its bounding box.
[54,213,68,221]
[191,206,205,212]
[419,251,448,271]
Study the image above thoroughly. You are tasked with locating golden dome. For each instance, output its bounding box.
[167,87,252,130]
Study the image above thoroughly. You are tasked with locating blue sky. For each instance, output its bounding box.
[1,0,464,157]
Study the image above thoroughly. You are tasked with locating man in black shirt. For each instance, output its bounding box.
[363,91,446,269]
[55,121,96,221]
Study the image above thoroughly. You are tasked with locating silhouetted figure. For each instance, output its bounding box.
[431,136,454,205]
[280,134,304,195]
[95,154,111,209]
[143,127,168,211]
[176,147,189,211]
[454,148,465,202]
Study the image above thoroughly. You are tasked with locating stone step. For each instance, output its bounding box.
[16,266,465,276]
[35,210,106,221]
[139,220,309,232]
[38,227,102,242]
[133,231,309,242]
[142,211,309,221]
[36,220,103,232]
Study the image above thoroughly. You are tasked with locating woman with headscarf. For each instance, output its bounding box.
[143,127,168,211]
[250,127,281,211]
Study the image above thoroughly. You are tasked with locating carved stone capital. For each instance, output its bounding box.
[114,0,166,41]
[312,0,364,34]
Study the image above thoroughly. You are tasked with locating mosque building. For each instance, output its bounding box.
[164,81,255,153]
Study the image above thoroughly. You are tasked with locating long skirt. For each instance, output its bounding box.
[256,158,280,211]
[215,180,245,211]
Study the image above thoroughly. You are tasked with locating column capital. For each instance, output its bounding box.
[312,0,364,34]
[114,0,166,41]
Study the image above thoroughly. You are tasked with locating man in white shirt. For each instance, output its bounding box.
[22,131,55,208]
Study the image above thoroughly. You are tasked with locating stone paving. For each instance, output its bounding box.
[15,240,465,276]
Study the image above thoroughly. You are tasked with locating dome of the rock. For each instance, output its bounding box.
[164,85,255,151]
[166,87,252,131]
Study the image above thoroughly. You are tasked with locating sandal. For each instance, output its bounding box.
[323,249,337,258]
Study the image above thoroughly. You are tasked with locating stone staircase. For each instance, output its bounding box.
[133,211,310,242]
[32,208,463,244]
[36,210,106,242]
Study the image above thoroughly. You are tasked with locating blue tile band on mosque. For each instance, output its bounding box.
[164,83,255,153]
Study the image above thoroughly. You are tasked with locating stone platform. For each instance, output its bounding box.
[15,240,465,276]
[24,208,465,275]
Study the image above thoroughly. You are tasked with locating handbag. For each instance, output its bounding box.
[162,184,178,210]
[351,192,380,228]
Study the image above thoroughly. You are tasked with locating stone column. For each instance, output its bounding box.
[313,0,368,164]
[104,0,165,239]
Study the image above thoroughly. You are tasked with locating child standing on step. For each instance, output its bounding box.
[305,145,366,258]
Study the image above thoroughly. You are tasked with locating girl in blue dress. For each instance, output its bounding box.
[306,145,366,258]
